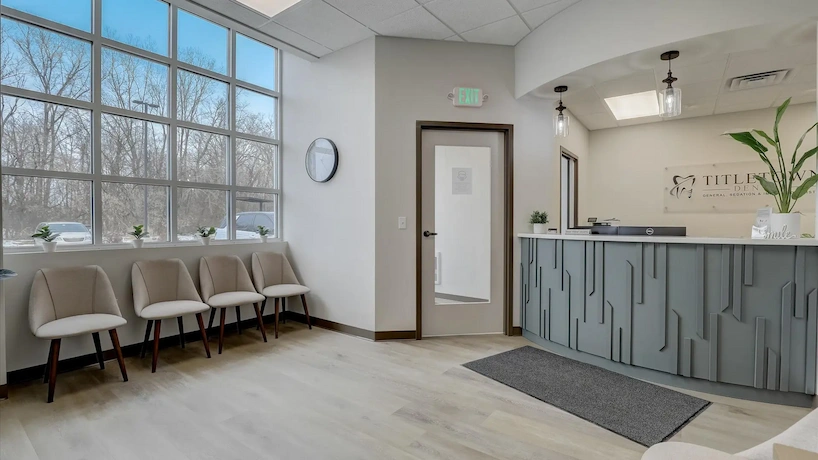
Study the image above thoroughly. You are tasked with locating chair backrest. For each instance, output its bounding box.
[29,265,121,334]
[132,259,202,315]
[251,252,300,291]
[199,255,255,302]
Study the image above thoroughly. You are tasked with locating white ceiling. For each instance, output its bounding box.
[537,21,817,131]
[219,0,581,56]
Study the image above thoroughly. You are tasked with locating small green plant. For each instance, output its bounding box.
[726,97,818,213]
[128,224,149,240]
[257,225,270,236]
[529,211,549,224]
[31,225,59,243]
[196,226,216,238]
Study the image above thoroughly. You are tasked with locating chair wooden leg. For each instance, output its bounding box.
[151,320,161,373]
[258,299,266,330]
[274,297,280,339]
[109,329,128,382]
[300,294,313,330]
[43,341,55,384]
[177,317,185,349]
[207,308,216,336]
[253,303,267,342]
[140,320,153,359]
[46,339,61,403]
[196,313,211,358]
[218,308,227,354]
[92,332,105,369]
[235,306,242,334]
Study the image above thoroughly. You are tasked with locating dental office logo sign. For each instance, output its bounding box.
[664,161,817,213]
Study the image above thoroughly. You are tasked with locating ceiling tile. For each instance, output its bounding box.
[424,0,517,33]
[258,21,334,57]
[787,64,817,85]
[323,0,419,27]
[233,0,302,18]
[577,112,618,130]
[508,0,562,13]
[715,85,783,108]
[714,101,776,115]
[675,98,717,119]
[678,80,723,101]
[521,0,578,29]
[460,15,529,46]
[272,0,374,51]
[724,43,817,79]
[445,35,464,41]
[372,6,454,40]
[594,71,657,99]
[775,84,816,106]
[195,0,269,27]
[563,86,607,114]
[619,115,661,127]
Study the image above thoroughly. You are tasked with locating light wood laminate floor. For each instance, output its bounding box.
[0,323,811,460]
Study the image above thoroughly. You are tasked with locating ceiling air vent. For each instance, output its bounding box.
[729,70,790,91]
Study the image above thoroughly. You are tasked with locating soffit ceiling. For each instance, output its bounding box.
[534,21,817,130]
[201,0,581,57]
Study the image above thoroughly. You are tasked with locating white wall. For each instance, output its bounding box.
[515,0,818,98]
[434,146,491,301]
[4,242,287,372]
[373,37,553,331]
[281,38,377,331]
[551,109,590,230]
[586,103,818,237]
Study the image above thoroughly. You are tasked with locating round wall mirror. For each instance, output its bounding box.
[305,138,338,183]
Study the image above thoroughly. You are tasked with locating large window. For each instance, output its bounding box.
[0,0,280,248]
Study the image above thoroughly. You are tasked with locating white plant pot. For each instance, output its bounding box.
[532,223,548,234]
[131,239,144,249]
[260,235,268,243]
[200,236,211,246]
[769,213,801,239]
[42,241,58,253]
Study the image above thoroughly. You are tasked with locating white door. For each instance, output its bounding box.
[420,129,505,337]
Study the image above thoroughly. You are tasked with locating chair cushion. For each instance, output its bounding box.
[642,442,738,460]
[139,300,209,320]
[207,291,265,308]
[261,284,310,298]
[35,314,127,339]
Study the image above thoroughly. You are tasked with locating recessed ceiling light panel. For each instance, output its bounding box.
[604,91,661,120]
[234,0,302,17]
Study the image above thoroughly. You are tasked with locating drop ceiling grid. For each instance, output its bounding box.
[258,0,580,52]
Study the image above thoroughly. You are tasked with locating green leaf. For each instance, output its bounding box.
[793,146,818,174]
[755,175,779,196]
[773,98,791,144]
[726,132,767,154]
[793,174,818,200]
[753,129,776,148]
[793,122,818,161]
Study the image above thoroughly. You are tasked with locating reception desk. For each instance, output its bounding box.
[519,233,818,407]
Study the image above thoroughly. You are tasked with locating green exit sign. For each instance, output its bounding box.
[451,87,485,107]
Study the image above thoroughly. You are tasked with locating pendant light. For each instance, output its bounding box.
[554,85,569,138]
[659,50,681,118]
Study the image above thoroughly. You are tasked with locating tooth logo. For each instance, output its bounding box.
[670,175,695,199]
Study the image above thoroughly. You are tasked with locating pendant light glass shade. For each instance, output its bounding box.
[554,111,569,137]
[659,86,681,118]
[554,85,569,138]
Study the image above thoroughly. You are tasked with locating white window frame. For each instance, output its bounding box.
[0,0,283,252]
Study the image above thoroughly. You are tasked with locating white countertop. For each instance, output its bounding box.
[517,233,818,246]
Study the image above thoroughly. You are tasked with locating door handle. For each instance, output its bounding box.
[423,231,438,237]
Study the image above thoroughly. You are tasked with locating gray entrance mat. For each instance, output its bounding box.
[463,346,710,446]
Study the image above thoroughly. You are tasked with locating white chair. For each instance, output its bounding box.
[29,265,128,403]
[642,408,818,459]
[199,255,266,353]
[132,259,211,372]
[252,252,312,339]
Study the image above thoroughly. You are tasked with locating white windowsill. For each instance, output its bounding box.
[3,238,285,255]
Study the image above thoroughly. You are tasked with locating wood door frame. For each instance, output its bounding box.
[415,121,514,340]
[560,147,579,229]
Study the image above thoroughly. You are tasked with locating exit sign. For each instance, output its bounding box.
[451,87,485,107]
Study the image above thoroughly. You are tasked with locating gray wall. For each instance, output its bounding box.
[5,242,289,372]
[521,238,818,396]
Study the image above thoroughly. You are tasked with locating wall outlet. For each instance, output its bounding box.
[398,217,407,230]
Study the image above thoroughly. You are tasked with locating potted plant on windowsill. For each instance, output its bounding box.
[726,98,818,239]
[529,211,549,234]
[31,225,60,253]
[197,226,216,245]
[257,225,271,243]
[128,224,149,248]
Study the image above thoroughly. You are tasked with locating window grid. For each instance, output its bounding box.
[0,0,281,249]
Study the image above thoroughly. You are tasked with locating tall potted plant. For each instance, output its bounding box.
[529,211,549,234]
[726,98,818,238]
